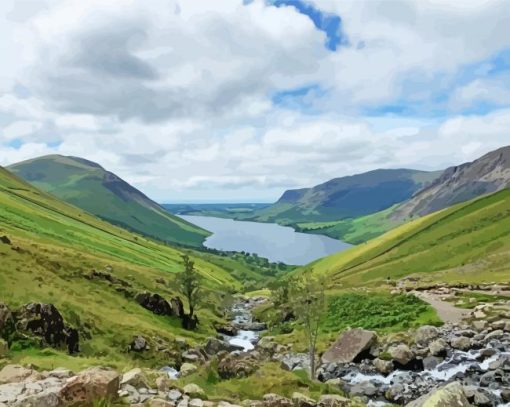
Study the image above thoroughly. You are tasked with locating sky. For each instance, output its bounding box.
[1,0,510,203]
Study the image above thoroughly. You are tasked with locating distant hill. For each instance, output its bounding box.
[8,155,210,247]
[307,187,510,288]
[248,169,441,224]
[393,145,510,220]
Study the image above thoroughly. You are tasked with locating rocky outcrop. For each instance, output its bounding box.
[406,382,471,407]
[217,352,259,379]
[13,303,79,354]
[136,292,174,316]
[321,328,377,364]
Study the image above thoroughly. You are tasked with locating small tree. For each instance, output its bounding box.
[179,254,201,330]
[290,270,326,379]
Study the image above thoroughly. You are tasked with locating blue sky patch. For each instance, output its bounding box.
[271,0,345,51]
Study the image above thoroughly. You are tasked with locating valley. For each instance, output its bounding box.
[2,147,510,406]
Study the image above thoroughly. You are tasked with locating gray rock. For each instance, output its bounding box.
[373,358,393,374]
[429,338,448,356]
[321,328,377,364]
[350,381,378,397]
[451,336,471,350]
[317,395,350,407]
[168,389,183,401]
[415,326,439,346]
[291,392,316,407]
[423,356,443,370]
[389,344,414,365]
[406,382,470,407]
[263,393,292,407]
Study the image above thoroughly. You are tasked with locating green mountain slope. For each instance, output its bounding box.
[248,169,441,225]
[0,165,240,369]
[308,188,510,288]
[8,155,209,247]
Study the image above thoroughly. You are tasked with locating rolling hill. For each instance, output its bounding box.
[307,187,510,288]
[0,165,241,369]
[8,155,209,247]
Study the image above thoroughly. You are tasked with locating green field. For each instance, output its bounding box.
[9,155,210,247]
[0,166,247,370]
[306,188,510,288]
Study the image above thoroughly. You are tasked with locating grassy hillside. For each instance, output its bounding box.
[246,169,441,225]
[8,155,209,247]
[307,188,510,288]
[0,166,241,370]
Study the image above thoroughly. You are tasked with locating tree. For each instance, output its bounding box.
[178,254,201,330]
[290,270,326,379]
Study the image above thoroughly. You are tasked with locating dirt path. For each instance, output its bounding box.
[414,291,470,324]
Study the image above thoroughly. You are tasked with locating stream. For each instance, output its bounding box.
[225,297,267,351]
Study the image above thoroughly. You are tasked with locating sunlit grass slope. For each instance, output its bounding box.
[0,166,240,369]
[308,188,510,288]
[8,155,210,247]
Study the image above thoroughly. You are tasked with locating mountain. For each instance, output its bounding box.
[8,155,210,247]
[247,169,441,224]
[392,145,510,221]
[307,187,510,288]
[0,164,245,368]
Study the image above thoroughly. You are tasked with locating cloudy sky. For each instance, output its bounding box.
[1,0,510,202]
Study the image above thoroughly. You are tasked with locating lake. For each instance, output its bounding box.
[180,215,352,265]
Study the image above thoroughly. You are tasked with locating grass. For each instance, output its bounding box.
[305,188,510,288]
[296,206,403,244]
[8,155,210,247]
[175,362,343,402]
[0,166,255,369]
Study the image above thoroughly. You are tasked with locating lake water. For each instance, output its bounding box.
[181,215,352,265]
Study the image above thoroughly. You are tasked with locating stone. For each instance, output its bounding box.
[484,329,504,341]
[472,320,488,332]
[501,388,510,402]
[218,353,258,379]
[321,328,377,364]
[429,339,448,356]
[14,303,79,354]
[423,356,443,370]
[170,297,185,318]
[180,363,198,377]
[0,304,14,338]
[204,337,242,355]
[386,384,405,403]
[317,395,350,407]
[16,388,62,407]
[46,368,73,379]
[215,324,238,337]
[0,365,38,384]
[156,376,170,393]
[292,392,316,407]
[451,336,471,351]
[349,381,378,397]
[389,344,414,365]
[0,382,26,404]
[406,382,470,407]
[263,393,293,407]
[473,311,486,319]
[280,353,310,372]
[130,335,149,352]
[150,399,175,407]
[373,358,393,374]
[190,399,204,407]
[59,367,120,406]
[415,326,439,346]
[168,389,183,401]
[183,384,205,399]
[136,292,174,316]
[121,368,147,387]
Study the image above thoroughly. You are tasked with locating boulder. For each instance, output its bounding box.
[501,388,510,402]
[451,336,471,351]
[484,330,504,341]
[170,297,185,318]
[389,344,414,366]
[183,384,205,399]
[321,328,377,364]
[59,367,120,406]
[423,356,443,370]
[14,303,79,354]
[263,393,292,407]
[215,324,238,337]
[150,399,175,407]
[130,335,149,352]
[292,392,316,407]
[204,337,241,355]
[349,381,378,397]
[168,389,183,401]
[406,382,470,407]
[180,363,198,377]
[136,292,173,316]
[46,368,74,379]
[190,399,204,407]
[218,353,258,379]
[317,395,351,407]
[472,321,487,332]
[373,358,393,374]
[463,386,491,407]
[429,339,448,357]
[279,353,310,372]
[0,303,14,338]
[0,365,39,384]
[155,376,170,393]
[415,326,439,346]
[0,236,11,245]
[121,368,148,387]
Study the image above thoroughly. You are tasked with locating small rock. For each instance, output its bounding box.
[168,389,183,401]
[0,365,39,384]
[373,358,393,374]
[183,384,205,399]
[0,340,8,358]
[423,356,443,370]
[292,392,316,407]
[389,344,414,365]
[130,335,149,352]
[121,368,147,387]
[501,388,510,402]
[472,321,488,331]
[180,363,198,377]
[349,381,377,397]
[485,330,504,341]
[151,399,176,407]
[415,325,439,346]
[429,338,448,356]
[451,336,471,350]
[317,395,350,407]
[263,393,292,407]
[156,376,170,393]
